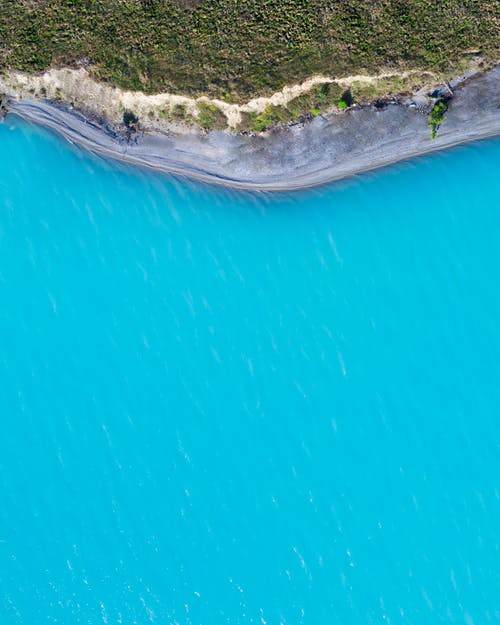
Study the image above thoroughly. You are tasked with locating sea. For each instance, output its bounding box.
[0,116,499,625]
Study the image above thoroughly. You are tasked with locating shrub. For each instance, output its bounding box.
[429,100,447,138]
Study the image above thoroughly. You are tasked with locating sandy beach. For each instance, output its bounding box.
[4,66,499,191]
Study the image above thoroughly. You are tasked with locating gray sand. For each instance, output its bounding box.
[5,67,500,191]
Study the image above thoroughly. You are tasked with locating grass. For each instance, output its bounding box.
[240,105,292,132]
[349,72,432,102]
[287,82,344,118]
[237,82,352,132]
[0,1,498,100]
[195,101,227,130]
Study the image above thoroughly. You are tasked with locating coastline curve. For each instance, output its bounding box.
[5,67,499,192]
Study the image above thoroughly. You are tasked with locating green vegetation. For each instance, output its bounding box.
[0,1,498,100]
[241,105,292,132]
[171,103,188,121]
[288,82,344,117]
[429,100,448,138]
[156,101,189,122]
[195,101,227,130]
[349,73,431,102]
[237,82,352,132]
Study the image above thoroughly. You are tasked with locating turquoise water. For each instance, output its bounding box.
[1,117,499,625]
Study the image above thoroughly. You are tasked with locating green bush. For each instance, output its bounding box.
[429,100,447,138]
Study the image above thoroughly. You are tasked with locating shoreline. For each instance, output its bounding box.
[3,66,499,191]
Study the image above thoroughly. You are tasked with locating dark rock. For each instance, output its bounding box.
[0,97,7,121]
[341,89,353,106]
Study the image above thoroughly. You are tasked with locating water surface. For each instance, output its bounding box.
[1,118,499,624]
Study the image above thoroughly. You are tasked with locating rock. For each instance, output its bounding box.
[0,97,7,121]
[410,94,431,113]
[430,84,453,99]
